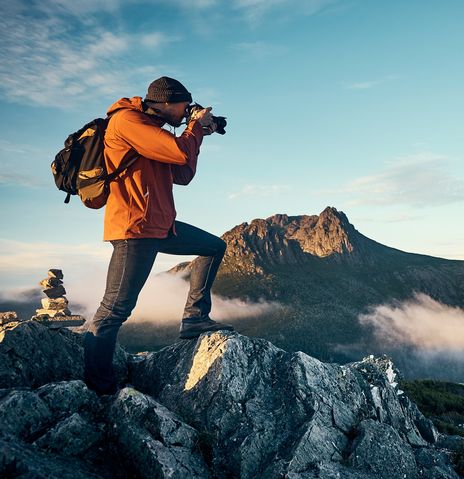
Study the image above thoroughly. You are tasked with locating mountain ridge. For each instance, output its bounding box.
[172,206,460,277]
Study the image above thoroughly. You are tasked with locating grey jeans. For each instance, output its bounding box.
[84,220,226,395]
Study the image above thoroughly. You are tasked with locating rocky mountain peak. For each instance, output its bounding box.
[219,207,362,274]
[317,206,351,229]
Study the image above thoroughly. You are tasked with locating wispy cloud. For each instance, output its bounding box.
[228,184,290,200]
[344,74,400,90]
[0,2,178,107]
[35,0,130,16]
[0,0,344,107]
[339,152,464,207]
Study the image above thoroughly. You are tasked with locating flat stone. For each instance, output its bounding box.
[43,285,66,298]
[48,269,64,279]
[46,318,86,329]
[35,308,72,318]
[0,311,18,325]
[39,278,63,288]
[32,316,86,328]
[41,297,68,310]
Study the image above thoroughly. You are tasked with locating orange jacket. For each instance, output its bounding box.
[103,97,204,240]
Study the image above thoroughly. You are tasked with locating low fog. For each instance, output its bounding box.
[0,264,282,352]
[359,292,464,351]
[358,293,464,382]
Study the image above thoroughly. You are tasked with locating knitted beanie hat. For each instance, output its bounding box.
[145,76,192,103]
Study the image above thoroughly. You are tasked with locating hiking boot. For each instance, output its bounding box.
[179,316,234,339]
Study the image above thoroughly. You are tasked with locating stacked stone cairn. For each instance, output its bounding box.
[33,269,85,328]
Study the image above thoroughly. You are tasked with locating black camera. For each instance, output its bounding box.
[187,103,227,135]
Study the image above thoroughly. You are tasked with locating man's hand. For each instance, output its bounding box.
[189,106,216,135]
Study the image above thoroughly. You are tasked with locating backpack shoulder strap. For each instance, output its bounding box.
[104,110,139,182]
[106,149,139,182]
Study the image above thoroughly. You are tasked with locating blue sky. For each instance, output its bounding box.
[1,0,463,294]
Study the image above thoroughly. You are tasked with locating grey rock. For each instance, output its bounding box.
[435,434,464,452]
[285,462,379,478]
[0,381,100,442]
[1,324,461,478]
[34,412,102,456]
[129,331,460,479]
[350,355,430,447]
[414,446,461,479]
[0,381,116,478]
[109,387,210,478]
[347,419,418,479]
[36,379,100,416]
[0,389,52,440]
[0,320,128,389]
[0,438,104,479]
[288,419,349,471]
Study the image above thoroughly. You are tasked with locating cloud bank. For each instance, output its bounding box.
[359,292,464,351]
[70,271,280,325]
[0,251,280,327]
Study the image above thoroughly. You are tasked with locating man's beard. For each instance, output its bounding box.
[145,108,183,127]
[163,111,184,128]
[165,117,183,128]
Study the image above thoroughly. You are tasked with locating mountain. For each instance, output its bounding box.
[0,319,461,478]
[170,207,464,380]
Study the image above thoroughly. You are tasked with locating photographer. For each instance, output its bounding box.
[84,76,234,396]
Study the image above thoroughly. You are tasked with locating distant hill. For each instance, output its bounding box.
[171,207,464,381]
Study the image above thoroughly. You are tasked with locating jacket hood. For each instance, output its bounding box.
[107,96,144,116]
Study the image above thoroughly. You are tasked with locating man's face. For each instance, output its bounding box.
[146,101,190,127]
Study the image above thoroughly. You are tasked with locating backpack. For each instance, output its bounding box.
[51,116,138,209]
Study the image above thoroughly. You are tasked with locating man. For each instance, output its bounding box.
[84,76,234,396]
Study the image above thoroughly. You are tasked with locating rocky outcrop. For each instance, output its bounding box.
[0,320,128,389]
[0,320,461,478]
[130,331,459,478]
